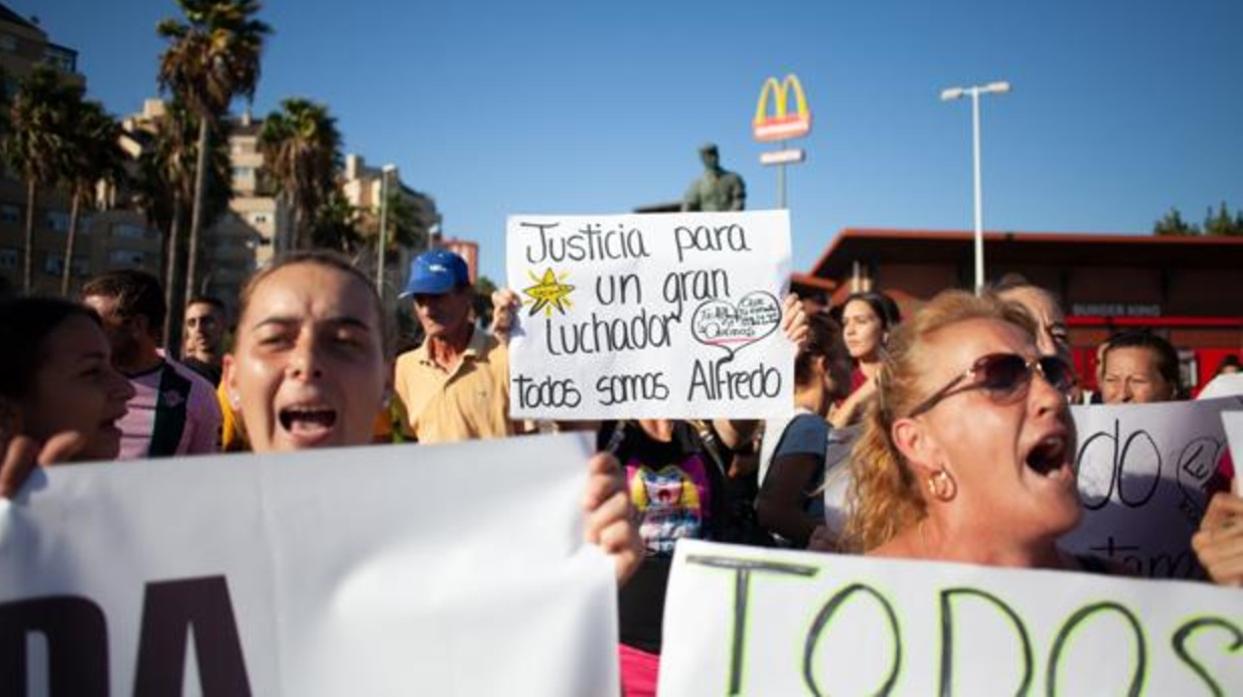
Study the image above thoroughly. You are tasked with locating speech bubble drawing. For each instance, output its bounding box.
[690,291,781,360]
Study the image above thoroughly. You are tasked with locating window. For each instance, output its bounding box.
[0,248,17,269]
[46,211,70,232]
[112,223,147,239]
[109,249,144,267]
[232,166,255,180]
[45,255,90,277]
[43,46,77,73]
[0,204,18,223]
[0,35,16,53]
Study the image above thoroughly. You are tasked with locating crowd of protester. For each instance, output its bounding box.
[1,249,1242,696]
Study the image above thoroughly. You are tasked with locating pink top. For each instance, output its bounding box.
[116,357,221,459]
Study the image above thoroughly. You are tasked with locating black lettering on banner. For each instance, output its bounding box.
[595,372,669,406]
[937,587,1033,697]
[1117,429,1161,507]
[133,576,251,697]
[1175,437,1224,522]
[803,583,902,697]
[1074,420,1161,510]
[522,221,651,264]
[0,596,108,696]
[687,358,782,402]
[512,374,582,409]
[662,269,730,317]
[1171,616,1243,697]
[521,222,559,264]
[595,273,642,306]
[543,311,677,356]
[1045,601,1146,697]
[1146,549,1199,579]
[685,554,818,697]
[672,224,752,263]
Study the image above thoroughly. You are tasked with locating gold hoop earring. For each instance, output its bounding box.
[927,470,956,502]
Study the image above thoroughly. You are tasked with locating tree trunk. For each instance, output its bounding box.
[60,188,81,296]
[22,179,36,293]
[184,116,210,314]
[163,195,185,352]
[290,191,302,251]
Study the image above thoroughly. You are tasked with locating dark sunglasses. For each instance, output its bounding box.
[906,353,1074,418]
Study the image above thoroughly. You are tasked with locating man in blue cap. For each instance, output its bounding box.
[392,249,517,443]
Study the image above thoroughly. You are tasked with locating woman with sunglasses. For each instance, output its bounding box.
[843,290,1089,569]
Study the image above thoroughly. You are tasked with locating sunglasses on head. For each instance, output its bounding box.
[906,352,1074,418]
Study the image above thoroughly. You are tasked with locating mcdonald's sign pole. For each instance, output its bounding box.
[940,80,1010,294]
[754,74,812,209]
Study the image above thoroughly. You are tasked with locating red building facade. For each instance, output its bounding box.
[792,229,1243,392]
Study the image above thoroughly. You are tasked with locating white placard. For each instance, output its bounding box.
[1224,411,1243,497]
[1062,396,1243,578]
[0,434,618,696]
[1200,373,1243,400]
[659,539,1243,696]
[505,211,794,420]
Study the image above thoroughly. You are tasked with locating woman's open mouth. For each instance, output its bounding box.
[1024,433,1071,478]
[279,405,338,443]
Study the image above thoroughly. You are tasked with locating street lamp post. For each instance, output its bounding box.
[376,163,397,301]
[940,81,1010,294]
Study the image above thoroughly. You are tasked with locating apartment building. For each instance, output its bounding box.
[0,4,159,297]
[340,154,440,302]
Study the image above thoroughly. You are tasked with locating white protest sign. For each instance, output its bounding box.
[1225,411,1243,496]
[1061,396,1243,578]
[659,539,1243,697]
[0,434,617,696]
[505,210,794,419]
[1200,373,1243,400]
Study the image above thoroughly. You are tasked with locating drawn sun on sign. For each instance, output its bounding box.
[523,268,575,317]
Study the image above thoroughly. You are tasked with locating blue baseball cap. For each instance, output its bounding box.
[400,249,471,297]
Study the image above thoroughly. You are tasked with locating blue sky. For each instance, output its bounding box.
[21,0,1243,283]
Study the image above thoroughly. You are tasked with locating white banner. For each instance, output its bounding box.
[660,539,1243,696]
[1062,396,1242,578]
[0,434,618,696]
[505,211,794,420]
[1225,411,1243,496]
[1199,373,1243,400]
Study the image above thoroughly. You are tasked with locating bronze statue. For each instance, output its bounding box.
[682,143,746,212]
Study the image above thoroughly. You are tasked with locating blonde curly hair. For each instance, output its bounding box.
[841,290,1037,552]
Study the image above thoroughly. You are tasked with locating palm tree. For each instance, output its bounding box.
[134,100,231,349]
[3,66,76,292]
[313,189,362,254]
[59,100,125,295]
[379,188,431,252]
[258,98,342,250]
[135,102,194,341]
[157,0,269,309]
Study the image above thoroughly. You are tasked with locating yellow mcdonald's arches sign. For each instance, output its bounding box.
[753,74,812,142]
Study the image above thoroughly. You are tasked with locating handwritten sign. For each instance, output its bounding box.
[505,211,794,419]
[1199,373,1243,400]
[0,435,617,696]
[660,539,1243,696]
[1062,396,1243,578]
[1225,411,1243,496]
